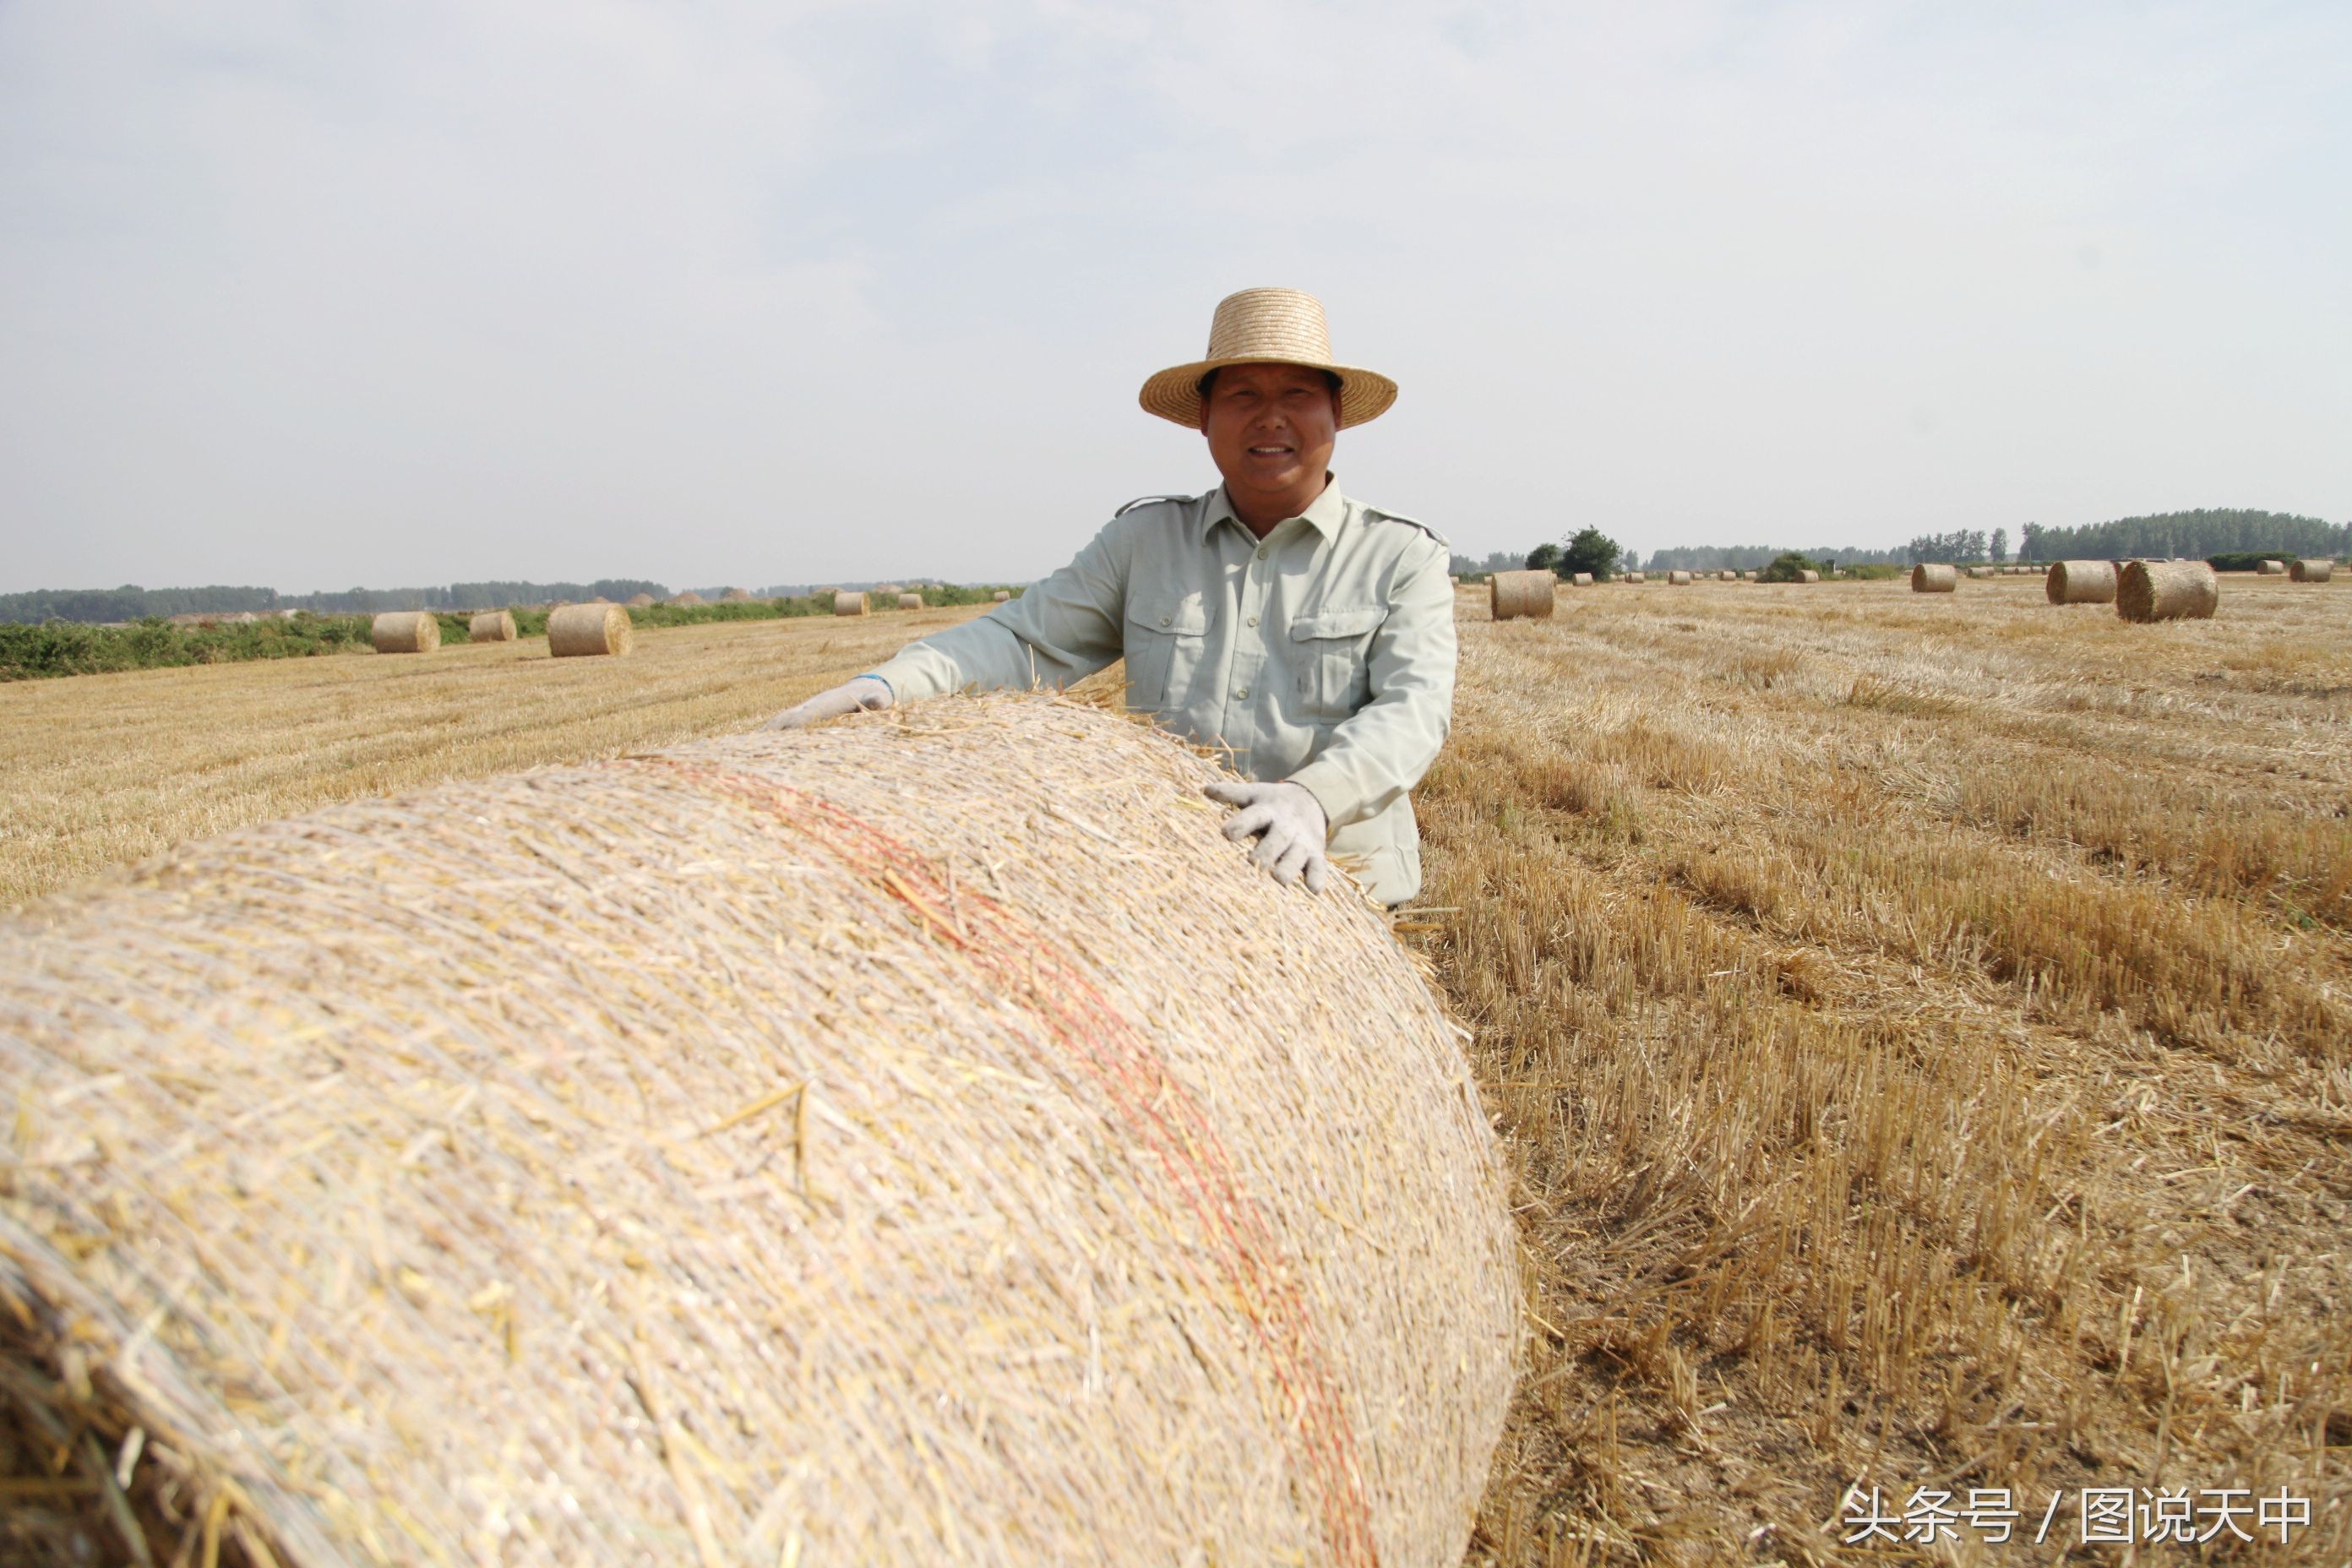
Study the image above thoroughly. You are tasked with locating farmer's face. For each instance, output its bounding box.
[1200,362,1341,507]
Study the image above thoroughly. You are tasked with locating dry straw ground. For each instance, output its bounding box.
[4,574,2347,1562]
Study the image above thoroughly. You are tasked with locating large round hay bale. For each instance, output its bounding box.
[1571,571,1593,586]
[369,611,440,655]
[1624,570,1647,584]
[1795,569,1820,583]
[2257,558,2285,575]
[1487,568,1556,620]
[2045,560,2118,605]
[547,602,633,657]
[992,589,1012,602]
[2289,558,2333,582]
[467,609,516,642]
[896,591,923,610]
[2118,559,2219,623]
[833,591,869,617]
[1911,564,1958,593]
[0,696,1515,1568]
[1667,569,1692,585]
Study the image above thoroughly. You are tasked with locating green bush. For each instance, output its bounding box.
[1560,526,1622,582]
[1758,552,1823,583]
[2206,552,2300,573]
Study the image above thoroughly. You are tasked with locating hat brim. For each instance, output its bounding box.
[1138,357,1397,431]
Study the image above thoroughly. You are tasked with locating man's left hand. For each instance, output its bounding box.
[1205,780,1331,893]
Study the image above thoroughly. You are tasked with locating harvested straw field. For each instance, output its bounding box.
[3,572,2349,1563]
[1,696,1512,1565]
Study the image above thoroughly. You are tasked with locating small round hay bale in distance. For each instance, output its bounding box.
[992,590,1012,602]
[1487,569,1556,621]
[2289,558,2333,582]
[721,587,755,602]
[833,591,869,617]
[1911,564,1958,593]
[2118,559,2219,623]
[548,602,633,657]
[468,610,517,642]
[1795,569,1820,583]
[875,582,903,596]
[1571,571,1593,586]
[370,611,440,655]
[897,592,924,611]
[1740,569,1756,580]
[2046,560,2118,605]
[1624,570,1647,584]
[2257,559,2286,575]
[669,591,706,607]
[1668,569,1692,585]
[627,592,656,607]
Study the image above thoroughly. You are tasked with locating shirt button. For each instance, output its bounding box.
[1234,687,1249,700]
[1246,615,1259,628]
[1255,547,1269,560]
[1158,615,1171,627]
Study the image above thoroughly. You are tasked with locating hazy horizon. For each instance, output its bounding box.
[5,3,2348,595]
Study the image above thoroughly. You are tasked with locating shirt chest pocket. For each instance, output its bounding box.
[1288,605,1384,721]
[1123,593,1210,711]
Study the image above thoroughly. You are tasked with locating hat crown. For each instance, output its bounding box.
[1203,287,1333,365]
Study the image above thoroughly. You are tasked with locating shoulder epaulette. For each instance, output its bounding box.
[1113,493,1195,518]
[1360,505,1450,547]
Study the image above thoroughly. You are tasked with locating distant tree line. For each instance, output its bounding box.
[0,580,677,624]
[2014,509,2347,564]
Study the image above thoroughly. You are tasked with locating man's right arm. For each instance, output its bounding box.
[863,520,1132,702]
[765,520,1134,728]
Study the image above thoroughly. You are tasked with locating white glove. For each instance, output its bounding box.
[1205,779,1331,893]
[761,675,893,731]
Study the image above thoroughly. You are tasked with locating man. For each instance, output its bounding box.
[766,287,1455,905]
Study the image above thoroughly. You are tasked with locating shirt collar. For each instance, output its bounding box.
[1202,476,1348,543]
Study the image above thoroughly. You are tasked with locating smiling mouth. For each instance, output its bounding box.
[1247,444,1294,456]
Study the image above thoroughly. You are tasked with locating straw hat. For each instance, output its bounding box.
[1139,287,1397,430]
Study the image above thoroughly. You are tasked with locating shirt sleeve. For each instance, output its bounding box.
[864,520,1132,701]
[1284,533,1457,830]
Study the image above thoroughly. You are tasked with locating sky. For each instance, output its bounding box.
[3,1,2348,592]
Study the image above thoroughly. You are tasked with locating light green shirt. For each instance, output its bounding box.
[867,480,1456,904]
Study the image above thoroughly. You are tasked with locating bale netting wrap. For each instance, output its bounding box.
[469,609,517,642]
[1911,564,1957,593]
[547,602,633,657]
[832,591,869,617]
[369,611,439,655]
[0,694,1516,1568]
[1487,569,1555,621]
[2289,558,2333,582]
[2046,560,2117,605]
[2118,559,2220,623]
